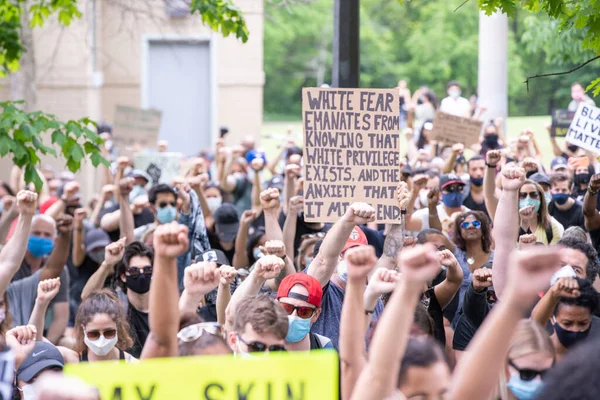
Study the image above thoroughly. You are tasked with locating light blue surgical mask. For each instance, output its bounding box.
[0,201,4,214]
[27,236,54,258]
[519,198,541,213]
[285,315,311,343]
[129,184,146,203]
[337,260,347,283]
[304,256,313,268]
[544,192,552,205]
[156,205,177,224]
[507,372,544,400]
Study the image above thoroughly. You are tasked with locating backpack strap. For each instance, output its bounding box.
[545,224,553,244]
[309,333,322,350]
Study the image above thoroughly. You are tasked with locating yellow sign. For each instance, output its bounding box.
[65,351,339,400]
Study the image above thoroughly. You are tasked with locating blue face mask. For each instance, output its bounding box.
[552,193,569,206]
[519,198,541,213]
[285,315,311,343]
[507,373,544,400]
[27,236,54,258]
[156,205,177,224]
[129,185,146,203]
[470,176,484,187]
[441,192,463,208]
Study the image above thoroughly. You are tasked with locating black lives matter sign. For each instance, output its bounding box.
[302,88,400,223]
[566,104,600,153]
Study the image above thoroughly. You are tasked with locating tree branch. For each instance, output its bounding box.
[524,55,600,94]
[454,0,470,12]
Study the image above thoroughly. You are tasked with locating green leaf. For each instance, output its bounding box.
[0,135,13,156]
[83,142,98,154]
[68,144,85,163]
[51,129,66,146]
[587,77,600,97]
[65,121,82,136]
[66,158,80,173]
[24,165,43,192]
[90,152,110,168]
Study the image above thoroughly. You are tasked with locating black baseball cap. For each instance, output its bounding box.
[197,249,230,266]
[212,204,240,242]
[439,174,465,190]
[529,172,551,187]
[85,228,111,253]
[17,342,64,382]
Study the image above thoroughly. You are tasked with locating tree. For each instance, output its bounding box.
[0,0,248,190]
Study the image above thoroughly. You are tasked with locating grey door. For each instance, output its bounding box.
[147,40,211,156]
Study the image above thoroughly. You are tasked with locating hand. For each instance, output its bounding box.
[550,277,581,299]
[412,174,428,193]
[403,237,417,248]
[63,181,80,199]
[240,209,257,226]
[250,158,265,172]
[500,166,525,192]
[7,325,37,346]
[175,183,191,211]
[438,249,459,269]
[518,233,537,249]
[119,177,134,197]
[260,240,286,258]
[288,196,304,213]
[255,255,285,280]
[285,164,301,180]
[452,143,464,155]
[396,182,410,210]
[345,245,378,282]
[101,184,116,202]
[16,190,37,216]
[398,244,440,283]
[284,138,296,150]
[2,195,15,211]
[427,188,439,208]
[117,156,130,171]
[153,223,189,259]
[486,150,502,167]
[504,246,562,309]
[343,202,376,225]
[403,128,414,139]
[519,205,536,221]
[219,265,238,286]
[104,238,126,268]
[55,214,74,234]
[37,278,61,304]
[157,140,168,152]
[522,157,538,172]
[366,268,400,296]
[589,174,600,192]
[523,128,534,138]
[74,208,87,225]
[183,262,221,296]
[260,188,280,211]
[472,268,493,293]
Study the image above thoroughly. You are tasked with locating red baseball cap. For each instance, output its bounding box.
[342,226,368,254]
[277,273,323,307]
[39,197,59,214]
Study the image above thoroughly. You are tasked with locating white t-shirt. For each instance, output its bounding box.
[412,204,470,232]
[440,96,471,117]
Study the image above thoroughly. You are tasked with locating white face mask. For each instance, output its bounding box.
[206,197,223,213]
[419,189,430,206]
[337,260,348,283]
[0,309,5,324]
[19,384,36,400]
[84,332,118,356]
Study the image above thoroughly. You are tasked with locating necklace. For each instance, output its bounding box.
[467,256,475,265]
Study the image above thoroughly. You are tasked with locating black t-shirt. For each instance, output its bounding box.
[462,192,488,216]
[422,288,445,346]
[278,212,329,259]
[590,228,600,256]
[127,302,149,359]
[548,201,585,230]
[452,313,477,351]
[207,230,235,265]
[100,205,155,242]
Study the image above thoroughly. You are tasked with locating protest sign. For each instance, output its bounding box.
[565,104,600,153]
[134,152,182,185]
[113,105,162,155]
[302,88,401,223]
[550,109,575,138]
[429,112,483,146]
[65,351,339,399]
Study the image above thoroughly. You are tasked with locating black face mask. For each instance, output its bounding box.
[554,320,591,348]
[574,173,590,185]
[126,274,152,294]
[484,134,499,147]
[567,144,579,153]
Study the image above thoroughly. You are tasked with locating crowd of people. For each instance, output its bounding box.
[0,79,598,399]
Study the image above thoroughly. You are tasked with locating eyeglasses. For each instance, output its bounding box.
[158,201,176,208]
[125,266,153,277]
[300,232,326,241]
[236,335,286,353]
[279,302,317,319]
[177,322,223,342]
[460,221,481,229]
[508,359,549,381]
[519,191,540,200]
[85,328,117,341]
[443,185,464,193]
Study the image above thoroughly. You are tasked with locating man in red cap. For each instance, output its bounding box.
[276,273,334,351]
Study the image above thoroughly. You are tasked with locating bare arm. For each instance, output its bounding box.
[45,302,68,344]
[40,217,72,281]
[282,202,299,262]
[583,178,600,231]
[483,164,499,220]
[100,209,120,232]
[43,198,66,220]
[233,216,252,269]
[72,211,86,268]
[443,150,458,174]
[81,262,112,300]
[28,278,61,341]
[251,167,262,211]
[373,220,403,271]
[283,168,297,216]
[118,181,135,245]
[0,202,18,245]
[216,282,232,326]
[433,251,463,310]
[218,153,237,193]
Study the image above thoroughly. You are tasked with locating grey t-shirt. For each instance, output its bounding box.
[7,267,69,327]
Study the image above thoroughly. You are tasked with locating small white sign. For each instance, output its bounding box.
[565,103,600,153]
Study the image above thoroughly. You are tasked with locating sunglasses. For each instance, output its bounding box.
[85,328,117,341]
[279,302,317,319]
[158,201,176,209]
[125,266,153,277]
[177,322,223,342]
[443,185,464,193]
[508,359,549,381]
[460,221,481,229]
[519,191,540,200]
[300,232,326,241]
[236,335,286,353]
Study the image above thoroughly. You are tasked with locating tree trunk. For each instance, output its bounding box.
[10,0,37,112]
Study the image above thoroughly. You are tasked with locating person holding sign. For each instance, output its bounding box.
[568,82,596,112]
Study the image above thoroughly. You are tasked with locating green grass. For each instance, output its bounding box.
[261,115,564,168]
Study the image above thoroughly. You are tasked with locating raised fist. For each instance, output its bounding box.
[104,238,126,268]
[240,209,257,226]
[427,188,440,207]
[366,268,400,296]
[396,182,410,210]
[101,184,116,202]
[472,268,493,293]
[255,255,285,280]
[500,166,525,192]
[117,156,130,170]
[589,174,600,192]
[452,143,464,155]
[344,203,376,225]
[119,177,134,196]
[184,262,221,296]
[398,244,440,283]
[288,196,304,214]
[260,240,286,258]
[219,265,238,286]
[17,190,37,216]
[522,157,538,173]
[153,223,189,259]
[285,164,301,179]
[550,277,580,299]
[345,245,378,282]
[518,233,537,249]
[486,150,502,167]
[438,249,459,268]
[74,208,87,223]
[250,158,265,172]
[412,174,428,193]
[260,188,280,210]
[55,214,74,234]
[63,181,80,200]
[37,278,61,304]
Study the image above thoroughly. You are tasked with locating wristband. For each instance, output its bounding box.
[400,209,407,215]
[589,187,599,196]
[365,309,374,316]
[486,163,497,168]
